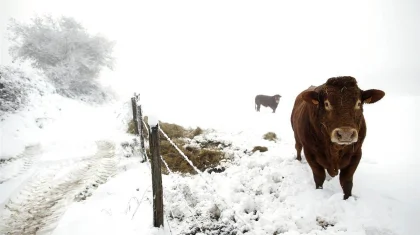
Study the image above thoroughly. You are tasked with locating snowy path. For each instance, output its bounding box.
[0,141,118,235]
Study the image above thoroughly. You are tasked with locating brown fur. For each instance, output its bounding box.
[255,94,281,113]
[291,76,385,199]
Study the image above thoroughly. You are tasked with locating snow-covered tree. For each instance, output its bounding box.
[7,15,116,102]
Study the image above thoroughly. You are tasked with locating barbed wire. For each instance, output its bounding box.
[142,119,150,137]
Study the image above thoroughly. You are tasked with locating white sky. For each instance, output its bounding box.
[1,0,419,117]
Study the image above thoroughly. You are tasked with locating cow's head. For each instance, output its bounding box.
[274,94,281,103]
[301,76,385,145]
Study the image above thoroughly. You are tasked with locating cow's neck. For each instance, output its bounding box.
[326,144,348,176]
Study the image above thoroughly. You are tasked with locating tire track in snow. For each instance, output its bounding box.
[0,144,41,184]
[0,141,118,235]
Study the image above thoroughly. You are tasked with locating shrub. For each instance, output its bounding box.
[263,132,277,141]
[7,15,116,103]
[0,66,42,116]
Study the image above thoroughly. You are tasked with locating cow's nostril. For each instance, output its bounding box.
[336,132,342,140]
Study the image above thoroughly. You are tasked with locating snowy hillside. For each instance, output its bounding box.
[51,95,420,235]
[1,68,418,235]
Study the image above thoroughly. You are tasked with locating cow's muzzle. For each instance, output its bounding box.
[331,127,358,145]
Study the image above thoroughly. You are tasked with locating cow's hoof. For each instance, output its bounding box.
[343,194,351,200]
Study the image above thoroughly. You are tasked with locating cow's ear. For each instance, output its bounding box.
[302,91,319,105]
[362,89,385,104]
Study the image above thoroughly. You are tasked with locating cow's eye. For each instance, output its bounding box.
[324,100,332,110]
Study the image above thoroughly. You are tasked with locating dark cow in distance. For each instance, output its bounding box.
[255,94,281,113]
[291,76,385,200]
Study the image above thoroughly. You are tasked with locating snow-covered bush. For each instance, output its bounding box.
[0,66,42,116]
[7,15,116,103]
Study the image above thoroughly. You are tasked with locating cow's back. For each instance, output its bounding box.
[255,94,270,105]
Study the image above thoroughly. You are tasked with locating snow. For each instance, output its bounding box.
[1,67,419,235]
[148,115,159,128]
[1,1,419,233]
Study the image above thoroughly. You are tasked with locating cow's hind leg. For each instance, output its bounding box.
[304,151,326,189]
[295,142,302,161]
[256,103,261,112]
[294,134,302,161]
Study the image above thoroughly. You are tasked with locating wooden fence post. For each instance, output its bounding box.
[131,95,139,135]
[149,123,164,228]
[137,104,146,162]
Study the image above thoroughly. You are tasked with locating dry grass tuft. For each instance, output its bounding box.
[142,118,226,175]
[139,116,203,139]
[159,121,187,139]
[127,119,137,135]
[252,146,268,153]
[263,132,277,141]
[189,127,203,138]
[146,140,225,175]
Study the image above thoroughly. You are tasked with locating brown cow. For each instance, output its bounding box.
[291,76,385,200]
[255,94,281,113]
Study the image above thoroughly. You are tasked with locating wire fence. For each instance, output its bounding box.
[131,94,253,234]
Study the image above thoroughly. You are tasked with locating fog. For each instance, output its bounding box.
[1,0,419,123]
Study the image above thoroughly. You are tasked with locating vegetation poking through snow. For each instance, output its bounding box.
[252,146,268,153]
[263,132,277,141]
[126,119,137,135]
[0,66,47,116]
[139,118,230,175]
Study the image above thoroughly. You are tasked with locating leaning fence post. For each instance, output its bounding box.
[149,119,164,228]
[131,94,139,135]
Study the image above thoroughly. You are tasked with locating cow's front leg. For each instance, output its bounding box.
[304,152,326,189]
[339,151,362,200]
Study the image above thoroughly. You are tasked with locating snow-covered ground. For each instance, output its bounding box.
[1,69,418,235]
